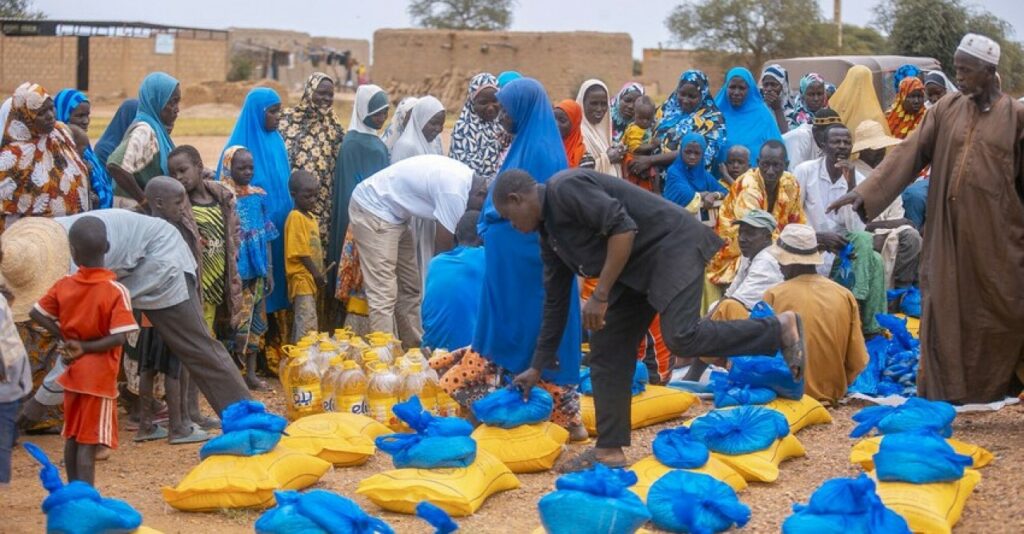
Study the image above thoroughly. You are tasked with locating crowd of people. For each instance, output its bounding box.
[0,31,1021,485]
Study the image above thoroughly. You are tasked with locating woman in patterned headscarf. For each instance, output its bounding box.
[449,73,505,179]
[886,76,927,139]
[791,73,829,127]
[279,72,344,253]
[0,83,89,234]
[759,64,796,133]
[609,81,645,142]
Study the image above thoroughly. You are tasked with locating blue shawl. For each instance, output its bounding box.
[53,89,113,210]
[663,132,726,209]
[133,72,178,174]
[94,99,138,165]
[714,67,782,168]
[474,78,581,385]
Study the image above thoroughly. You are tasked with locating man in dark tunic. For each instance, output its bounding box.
[830,33,1024,403]
[493,168,804,470]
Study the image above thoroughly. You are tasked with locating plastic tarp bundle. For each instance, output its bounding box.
[850,397,955,438]
[580,360,648,396]
[647,471,751,534]
[832,242,855,288]
[254,490,394,534]
[375,396,477,468]
[652,427,710,469]
[200,400,288,460]
[23,442,144,534]
[690,406,790,455]
[887,286,921,318]
[721,302,804,400]
[851,314,921,397]
[416,501,459,534]
[471,386,553,428]
[538,464,651,534]
[710,372,777,408]
[782,474,911,534]
[873,432,973,484]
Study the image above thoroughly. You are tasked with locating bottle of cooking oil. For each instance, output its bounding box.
[400,362,440,415]
[316,341,339,373]
[334,360,368,415]
[285,355,323,421]
[365,362,401,429]
[320,356,345,412]
[347,336,369,365]
[365,333,395,366]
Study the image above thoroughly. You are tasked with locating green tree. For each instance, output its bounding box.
[665,0,826,71]
[0,0,44,18]
[408,0,514,31]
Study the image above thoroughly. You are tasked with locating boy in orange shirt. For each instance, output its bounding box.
[30,216,138,485]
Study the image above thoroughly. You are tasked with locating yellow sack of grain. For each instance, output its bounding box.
[161,448,331,511]
[471,422,568,473]
[875,468,981,534]
[710,434,806,483]
[133,528,164,534]
[581,385,698,436]
[629,455,747,502]
[279,412,391,467]
[850,437,993,472]
[357,450,520,516]
[762,395,832,432]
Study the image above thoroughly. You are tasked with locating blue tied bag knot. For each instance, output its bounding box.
[538,464,651,534]
[375,396,477,468]
[652,426,710,469]
[200,400,288,459]
[689,406,790,455]
[647,470,751,534]
[849,397,955,438]
[471,386,553,428]
[874,431,973,484]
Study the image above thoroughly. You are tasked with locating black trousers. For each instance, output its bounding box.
[589,275,782,448]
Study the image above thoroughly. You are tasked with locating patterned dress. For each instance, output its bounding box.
[448,73,506,179]
[652,70,726,170]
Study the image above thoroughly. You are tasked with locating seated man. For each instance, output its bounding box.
[851,120,923,290]
[713,208,784,320]
[421,210,485,351]
[763,224,868,404]
[348,154,488,346]
[794,122,886,336]
[783,108,841,171]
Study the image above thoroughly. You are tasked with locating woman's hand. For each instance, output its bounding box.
[629,155,653,175]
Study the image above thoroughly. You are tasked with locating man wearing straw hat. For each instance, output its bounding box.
[851,119,922,291]
[763,224,867,404]
[830,33,1024,404]
[1,211,251,426]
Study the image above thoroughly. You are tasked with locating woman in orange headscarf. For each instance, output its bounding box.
[886,76,927,139]
[552,99,594,169]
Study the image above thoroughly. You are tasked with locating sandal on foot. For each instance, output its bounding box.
[781,313,806,381]
[193,416,221,431]
[169,427,210,445]
[134,425,169,442]
[555,448,626,474]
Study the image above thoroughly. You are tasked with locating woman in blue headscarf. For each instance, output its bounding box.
[107,72,179,207]
[217,87,292,315]
[714,67,782,169]
[663,132,726,220]
[437,78,585,439]
[54,89,113,210]
[94,99,138,165]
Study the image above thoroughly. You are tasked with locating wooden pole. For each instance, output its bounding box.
[835,0,843,49]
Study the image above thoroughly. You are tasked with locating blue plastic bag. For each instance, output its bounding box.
[647,471,751,534]
[832,242,856,289]
[876,314,919,352]
[887,286,921,318]
[538,464,651,534]
[849,335,890,396]
[471,386,553,428]
[652,427,710,469]
[200,400,287,459]
[722,302,804,400]
[580,360,648,396]
[711,371,777,408]
[849,397,955,438]
[782,474,911,534]
[689,406,790,455]
[416,501,459,534]
[873,432,973,484]
[375,396,477,468]
[23,442,143,534]
[255,490,394,534]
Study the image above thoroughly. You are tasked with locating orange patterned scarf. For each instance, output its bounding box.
[887,77,926,139]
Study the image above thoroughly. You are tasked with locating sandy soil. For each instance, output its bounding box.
[6,385,1023,533]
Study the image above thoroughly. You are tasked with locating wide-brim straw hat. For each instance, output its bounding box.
[769,223,823,266]
[0,217,70,322]
[853,119,902,154]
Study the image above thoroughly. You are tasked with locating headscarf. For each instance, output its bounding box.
[218,145,262,195]
[575,79,619,176]
[133,72,179,174]
[831,65,891,136]
[94,98,138,164]
[653,69,726,167]
[887,77,927,139]
[893,64,921,92]
[792,73,828,126]
[218,87,292,312]
[280,72,344,175]
[348,84,389,135]
[53,88,113,210]
[383,96,418,152]
[390,95,445,163]
[0,83,89,232]
[923,70,958,109]
[555,99,586,168]
[610,82,645,142]
[760,64,798,129]
[0,98,11,136]
[449,73,505,177]
[497,71,522,88]
[714,67,782,167]
[663,132,726,211]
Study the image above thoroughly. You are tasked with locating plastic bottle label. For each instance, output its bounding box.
[337,395,368,415]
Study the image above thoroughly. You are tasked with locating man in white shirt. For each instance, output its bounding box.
[720,209,784,312]
[782,108,840,171]
[349,154,488,344]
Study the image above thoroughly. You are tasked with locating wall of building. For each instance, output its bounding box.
[641,48,728,97]
[372,29,633,101]
[0,35,77,94]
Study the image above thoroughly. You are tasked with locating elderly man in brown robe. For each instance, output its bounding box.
[830,33,1024,404]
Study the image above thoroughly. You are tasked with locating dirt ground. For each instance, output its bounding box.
[6,383,1023,533]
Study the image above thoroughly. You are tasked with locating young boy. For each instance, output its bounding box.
[1,283,31,487]
[720,145,752,185]
[285,170,325,342]
[620,95,659,191]
[30,216,138,485]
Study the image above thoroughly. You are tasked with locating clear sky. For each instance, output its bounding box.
[33,0,1021,59]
